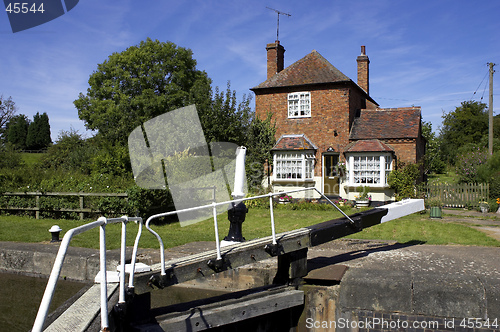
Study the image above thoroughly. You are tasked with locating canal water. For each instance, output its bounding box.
[0,273,86,332]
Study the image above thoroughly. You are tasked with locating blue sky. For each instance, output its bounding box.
[2,0,499,141]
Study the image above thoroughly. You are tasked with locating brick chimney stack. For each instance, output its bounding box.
[357,45,370,95]
[266,41,285,79]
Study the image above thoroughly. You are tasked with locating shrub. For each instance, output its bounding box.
[456,147,489,183]
[388,162,420,200]
[126,186,174,221]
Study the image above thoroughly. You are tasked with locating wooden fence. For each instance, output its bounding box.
[0,192,128,220]
[421,183,489,208]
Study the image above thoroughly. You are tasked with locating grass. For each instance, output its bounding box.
[1,208,499,249]
[346,212,500,247]
[427,167,459,184]
[0,208,346,250]
[21,152,45,166]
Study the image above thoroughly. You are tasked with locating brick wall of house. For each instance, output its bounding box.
[255,84,366,175]
[385,139,418,164]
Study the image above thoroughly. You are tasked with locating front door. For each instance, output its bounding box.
[323,154,339,196]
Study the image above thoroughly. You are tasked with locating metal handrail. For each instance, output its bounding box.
[32,216,143,332]
[141,187,353,276]
[33,188,349,331]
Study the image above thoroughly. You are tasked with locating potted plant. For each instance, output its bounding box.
[479,201,489,213]
[355,186,371,207]
[335,162,347,178]
[427,198,443,219]
[278,193,292,204]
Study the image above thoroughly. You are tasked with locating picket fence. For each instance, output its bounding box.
[422,183,489,208]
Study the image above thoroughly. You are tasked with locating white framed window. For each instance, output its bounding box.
[288,92,311,118]
[274,151,315,181]
[346,153,393,186]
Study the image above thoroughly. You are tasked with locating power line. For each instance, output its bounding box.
[471,70,489,101]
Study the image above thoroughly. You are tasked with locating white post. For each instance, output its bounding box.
[212,203,222,260]
[99,218,109,330]
[232,146,247,199]
[119,217,127,304]
[269,195,277,245]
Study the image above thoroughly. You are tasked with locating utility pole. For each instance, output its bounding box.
[488,62,496,155]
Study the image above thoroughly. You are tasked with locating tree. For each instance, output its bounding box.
[197,82,253,146]
[75,38,212,147]
[245,113,276,191]
[439,101,488,164]
[6,114,29,150]
[421,121,445,174]
[0,95,17,141]
[26,112,51,150]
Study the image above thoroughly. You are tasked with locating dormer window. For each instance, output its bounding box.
[288,92,311,118]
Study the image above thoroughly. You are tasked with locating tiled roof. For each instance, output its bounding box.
[344,139,394,153]
[272,134,317,150]
[349,107,421,140]
[252,50,351,90]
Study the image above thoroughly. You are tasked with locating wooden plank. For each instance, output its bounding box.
[153,287,304,331]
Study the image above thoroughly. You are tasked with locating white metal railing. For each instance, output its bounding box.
[32,187,350,331]
[142,187,353,277]
[32,216,143,332]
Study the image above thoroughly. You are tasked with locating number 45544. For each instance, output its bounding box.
[6,3,45,14]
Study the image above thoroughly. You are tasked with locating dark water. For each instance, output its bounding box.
[0,273,86,332]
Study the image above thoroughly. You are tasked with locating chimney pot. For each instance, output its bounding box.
[361,45,366,55]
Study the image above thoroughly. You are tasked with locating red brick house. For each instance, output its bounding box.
[251,41,425,202]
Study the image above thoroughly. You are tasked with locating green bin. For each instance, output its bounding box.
[429,207,442,219]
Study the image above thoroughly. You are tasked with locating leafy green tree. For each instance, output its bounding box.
[422,121,445,174]
[440,101,488,164]
[198,82,253,145]
[6,114,29,150]
[74,38,212,147]
[245,113,276,190]
[0,95,17,141]
[26,112,51,150]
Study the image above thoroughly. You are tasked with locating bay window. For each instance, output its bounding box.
[346,153,393,186]
[274,151,315,181]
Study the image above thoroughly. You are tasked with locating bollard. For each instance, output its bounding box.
[49,225,62,242]
[224,202,248,242]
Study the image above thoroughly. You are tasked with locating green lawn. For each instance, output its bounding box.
[0,208,345,250]
[1,208,499,249]
[427,169,459,184]
[21,152,45,166]
[346,212,500,247]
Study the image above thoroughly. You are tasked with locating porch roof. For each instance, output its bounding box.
[272,134,318,151]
